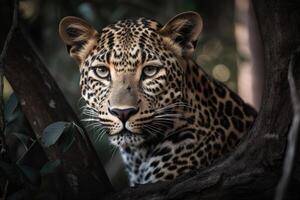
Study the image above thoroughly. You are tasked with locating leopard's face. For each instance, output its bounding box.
[81,20,186,147]
[59,13,202,148]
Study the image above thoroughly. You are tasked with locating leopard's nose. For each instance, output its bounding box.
[108,107,139,123]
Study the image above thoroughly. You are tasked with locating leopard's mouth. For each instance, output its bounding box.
[119,129,133,136]
[108,128,144,148]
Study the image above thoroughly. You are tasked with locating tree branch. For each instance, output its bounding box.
[0,0,113,198]
[0,0,18,163]
[275,47,300,200]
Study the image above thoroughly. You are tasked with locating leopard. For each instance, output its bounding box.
[59,11,257,186]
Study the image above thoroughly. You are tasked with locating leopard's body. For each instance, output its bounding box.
[59,12,257,186]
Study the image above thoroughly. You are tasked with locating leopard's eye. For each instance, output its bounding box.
[93,66,110,79]
[142,65,160,78]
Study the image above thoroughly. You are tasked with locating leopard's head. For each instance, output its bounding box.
[59,12,202,148]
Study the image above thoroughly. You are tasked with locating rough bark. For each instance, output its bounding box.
[105,0,300,199]
[0,1,113,199]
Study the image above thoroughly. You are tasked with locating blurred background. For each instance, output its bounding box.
[3,0,263,190]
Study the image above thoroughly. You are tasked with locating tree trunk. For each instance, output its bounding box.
[0,1,113,199]
[105,0,300,199]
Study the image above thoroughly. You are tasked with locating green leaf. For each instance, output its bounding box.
[40,160,61,175]
[57,122,87,153]
[12,132,30,147]
[59,126,75,153]
[4,93,19,124]
[17,165,40,186]
[72,122,85,137]
[41,122,71,147]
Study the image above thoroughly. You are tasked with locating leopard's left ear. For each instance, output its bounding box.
[159,11,203,58]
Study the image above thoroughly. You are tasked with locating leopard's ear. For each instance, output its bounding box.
[59,16,98,64]
[159,11,203,58]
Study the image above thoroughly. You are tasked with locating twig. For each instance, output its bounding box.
[275,47,300,200]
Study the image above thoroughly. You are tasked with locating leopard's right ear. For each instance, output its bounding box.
[59,16,98,64]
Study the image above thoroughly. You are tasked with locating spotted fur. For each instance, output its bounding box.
[59,12,257,186]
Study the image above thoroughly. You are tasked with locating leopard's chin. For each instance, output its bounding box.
[108,129,145,148]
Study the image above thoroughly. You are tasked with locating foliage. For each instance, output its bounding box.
[0,94,86,199]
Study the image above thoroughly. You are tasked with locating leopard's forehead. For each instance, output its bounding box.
[93,18,165,72]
